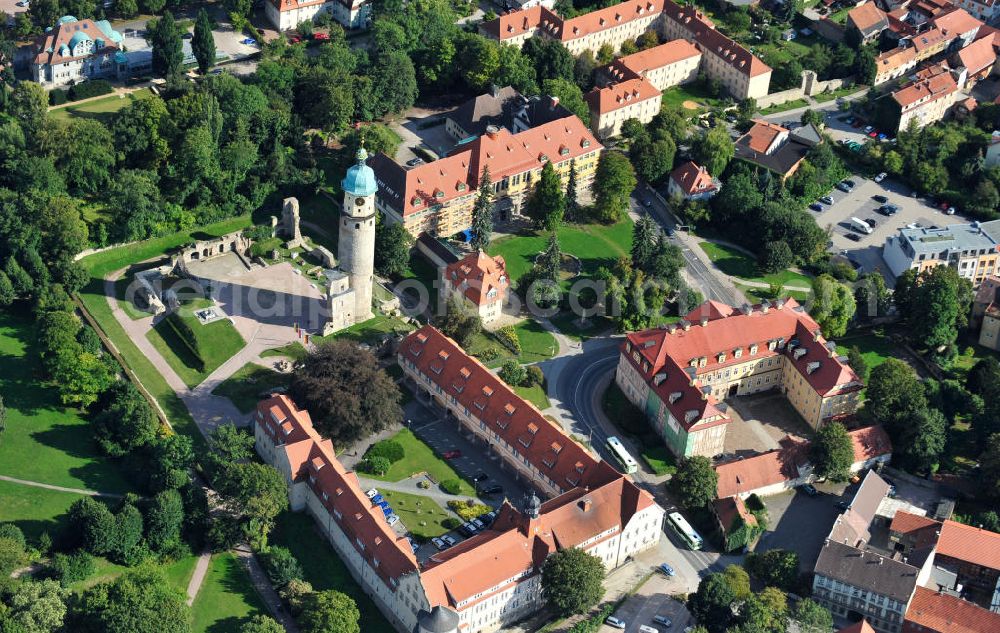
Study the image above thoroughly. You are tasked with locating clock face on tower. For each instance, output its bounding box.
[355,198,364,207]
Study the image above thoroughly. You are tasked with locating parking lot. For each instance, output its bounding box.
[390,107,454,165]
[755,481,850,572]
[600,574,693,633]
[809,173,969,283]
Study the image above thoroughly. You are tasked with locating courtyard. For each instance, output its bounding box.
[724,392,817,455]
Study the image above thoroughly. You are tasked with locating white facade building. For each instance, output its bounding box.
[265,0,372,32]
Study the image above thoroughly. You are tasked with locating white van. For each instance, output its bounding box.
[639,626,660,633]
[850,217,873,235]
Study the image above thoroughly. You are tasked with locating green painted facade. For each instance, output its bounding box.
[644,390,692,457]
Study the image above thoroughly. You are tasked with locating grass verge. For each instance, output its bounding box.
[190,552,267,633]
[380,490,454,540]
[213,363,292,414]
[699,241,811,287]
[364,428,475,495]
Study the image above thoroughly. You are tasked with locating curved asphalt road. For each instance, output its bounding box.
[549,337,732,589]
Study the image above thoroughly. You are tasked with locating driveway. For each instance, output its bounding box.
[755,481,848,572]
[389,107,454,165]
[600,573,694,633]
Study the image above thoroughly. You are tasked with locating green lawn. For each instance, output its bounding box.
[813,84,865,103]
[735,282,812,304]
[145,298,246,390]
[260,342,309,362]
[78,216,254,447]
[640,445,677,476]
[949,340,1000,375]
[548,312,612,342]
[270,512,394,633]
[834,330,900,373]
[213,363,292,414]
[699,242,812,287]
[760,98,810,116]
[466,319,559,366]
[660,83,728,113]
[50,88,153,123]
[365,428,475,495]
[191,552,268,633]
[65,553,198,595]
[0,310,135,494]
[754,37,816,66]
[488,219,633,286]
[0,481,97,542]
[398,250,441,314]
[380,490,454,540]
[316,314,415,345]
[514,383,551,410]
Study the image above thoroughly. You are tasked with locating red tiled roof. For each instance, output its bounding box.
[661,0,770,77]
[370,116,600,219]
[848,425,892,464]
[957,35,997,74]
[892,65,958,108]
[482,5,546,40]
[585,78,661,114]
[714,437,809,498]
[739,120,788,154]
[712,495,757,533]
[889,510,941,549]
[876,46,916,75]
[904,586,1000,633]
[670,161,717,195]
[848,3,888,33]
[401,325,616,492]
[560,0,665,41]
[911,28,950,53]
[445,251,509,307]
[256,396,419,586]
[839,621,878,633]
[936,519,1000,570]
[932,7,983,36]
[615,39,701,76]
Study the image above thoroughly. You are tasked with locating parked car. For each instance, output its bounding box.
[313,32,329,41]
[865,218,877,228]
[386,514,399,526]
[605,616,627,629]
[639,626,659,633]
[478,511,497,525]
[658,563,675,577]
[844,179,857,188]
[653,615,673,627]
[836,181,852,192]
[459,522,477,536]
[864,125,874,133]
[432,537,447,550]
[874,172,887,182]
[946,206,956,215]
[405,157,425,167]
[820,195,834,205]
[407,537,419,552]
[873,194,888,203]
[181,32,193,39]
[868,131,878,138]
[471,518,485,530]
[481,485,504,497]
[442,535,458,547]
[473,471,489,482]
[835,501,851,511]
[799,483,818,496]
[288,35,302,43]
[366,488,378,499]
[442,450,461,459]
[809,203,823,212]
[241,37,257,46]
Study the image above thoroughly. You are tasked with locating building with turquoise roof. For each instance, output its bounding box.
[31,15,127,88]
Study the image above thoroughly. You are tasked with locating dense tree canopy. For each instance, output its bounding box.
[670,456,718,510]
[541,547,605,616]
[811,422,854,482]
[78,568,190,633]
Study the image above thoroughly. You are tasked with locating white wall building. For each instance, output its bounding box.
[265,0,371,32]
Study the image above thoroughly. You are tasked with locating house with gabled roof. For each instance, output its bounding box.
[264,0,371,32]
[31,16,126,88]
[443,251,510,326]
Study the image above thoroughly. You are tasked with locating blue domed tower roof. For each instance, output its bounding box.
[341,147,377,197]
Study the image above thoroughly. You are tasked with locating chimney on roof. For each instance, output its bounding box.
[741,303,752,315]
[700,317,708,327]
[681,319,691,331]
[775,299,786,309]
[579,499,592,512]
[826,341,838,358]
[761,299,770,314]
[813,329,821,342]
[486,125,500,139]
[549,95,560,109]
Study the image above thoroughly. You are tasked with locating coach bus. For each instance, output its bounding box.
[667,511,704,550]
[606,436,638,474]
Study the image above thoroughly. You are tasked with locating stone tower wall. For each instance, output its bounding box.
[339,190,376,322]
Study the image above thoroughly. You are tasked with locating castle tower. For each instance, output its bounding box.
[339,147,377,323]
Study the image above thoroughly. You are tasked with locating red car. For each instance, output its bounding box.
[442,450,462,459]
[868,131,878,138]
[313,32,330,41]
[289,35,302,43]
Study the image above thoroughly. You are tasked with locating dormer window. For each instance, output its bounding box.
[717,353,726,363]
[457,182,467,192]
[750,344,758,355]
[434,190,445,199]
[582,139,591,148]
[734,349,742,359]
[459,367,471,379]
[438,350,449,360]
[483,386,493,397]
[411,197,422,207]
[527,423,538,435]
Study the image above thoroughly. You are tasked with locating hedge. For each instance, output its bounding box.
[440,479,463,495]
[49,89,69,106]
[164,311,205,372]
[447,500,490,521]
[68,79,114,101]
[366,439,404,464]
[495,325,521,354]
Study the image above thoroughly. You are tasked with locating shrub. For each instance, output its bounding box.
[495,325,521,354]
[498,360,527,387]
[440,479,463,495]
[280,578,314,615]
[479,347,501,362]
[363,456,391,476]
[249,237,283,258]
[49,550,95,587]
[49,89,68,106]
[262,546,304,588]
[526,365,545,387]
[366,439,404,464]
[441,517,462,530]
[68,79,113,101]
[416,480,430,489]
[0,524,26,550]
[447,501,491,521]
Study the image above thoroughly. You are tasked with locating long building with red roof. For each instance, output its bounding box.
[616,298,863,458]
[370,116,601,237]
[481,0,770,101]
[256,388,663,633]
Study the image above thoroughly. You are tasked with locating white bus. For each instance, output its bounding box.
[667,511,704,550]
[606,436,638,474]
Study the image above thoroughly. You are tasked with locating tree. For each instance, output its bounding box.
[149,433,194,492]
[92,381,158,458]
[192,8,216,75]
[592,151,636,224]
[847,346,868,381]
[372,51,418,116]
[144,489,185,553]
[811,421,854,482]
[525,161,565,231]
[670,456,718,510]
[261,546,304,588]
[374,218,413,278]
[0,523,26,576]
[290,341,402,446]
[150,11,183,78]
[541,548,605,616]
[688,566,749,633]
[299,589,361,633]
[0,394,6,435]
[68,497,117,555]
[114,0,138,18]
[565,160,581,222]
[744,549,800,591]
[737,587,788,633]
[456,34,500,91]
[854,272,891,319]
[240,616,285,633]
[865,358,927,432]
[899,266,972,352]
[498,360,527,387]
[539,232,562,282]
[759,240,793,275]
[693,127,735,178]
[541,78,589,125]
[436,295,482,347]
[980,433,1000,500]
[897,407,947,473]
[523,38,574,84]
[495,44,538,95]
[216,462,289,549]
[109,502,144,563]
[800,108,824,128]
[631,214,656,272]
[0,271,14,306]
[792,598,834,633]
[810,274,856,337]
[2,579,69,633]
[470,167,494,251]
[630,133,676,183]
[78,567,190,633]
[10,81,48,141]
